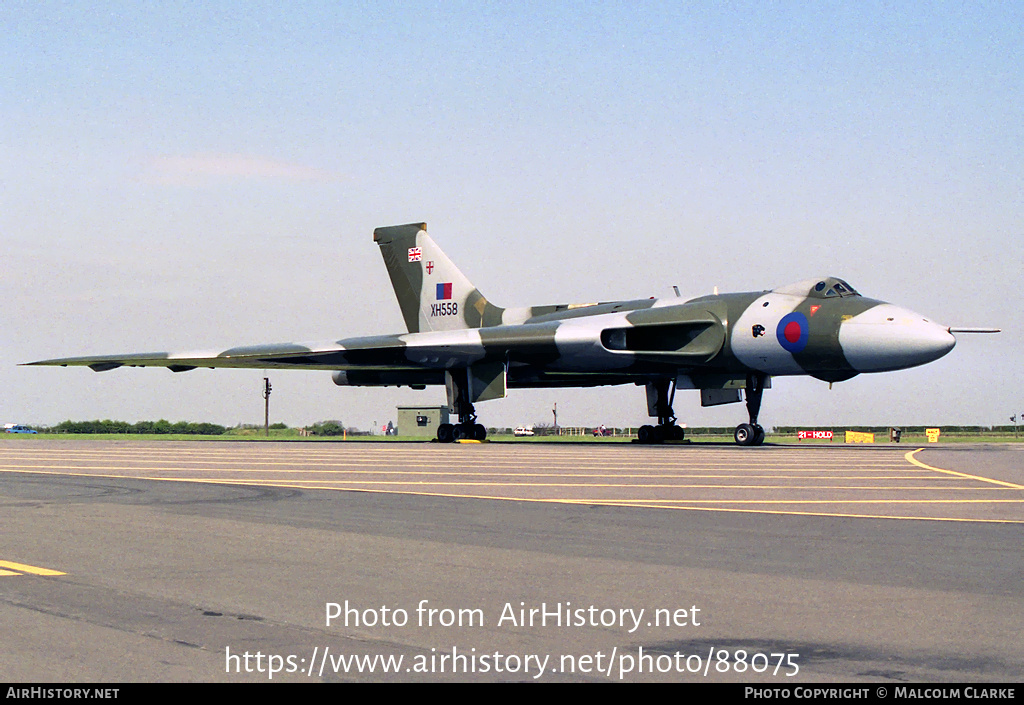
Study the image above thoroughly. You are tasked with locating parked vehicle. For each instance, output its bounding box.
[513,426,535,437]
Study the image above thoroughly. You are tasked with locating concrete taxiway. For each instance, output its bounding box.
[0,439,1021,682]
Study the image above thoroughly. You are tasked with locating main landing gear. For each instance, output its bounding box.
[734,373,766,446]
[436,370,487,443]
[637,379,686,444]
[436,420,486,443]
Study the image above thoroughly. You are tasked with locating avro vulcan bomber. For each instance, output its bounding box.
[28,223,998,445]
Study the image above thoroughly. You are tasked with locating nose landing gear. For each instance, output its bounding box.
[734,373,766,446]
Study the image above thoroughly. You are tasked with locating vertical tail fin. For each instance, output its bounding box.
[373,223,504,333]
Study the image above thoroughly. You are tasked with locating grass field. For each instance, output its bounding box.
[6,429,1022,444]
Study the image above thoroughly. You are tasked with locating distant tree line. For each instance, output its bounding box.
[41,420,227,435]
[305,420,347,436]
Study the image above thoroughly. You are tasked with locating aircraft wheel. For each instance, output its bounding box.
[753,424,765,446]
[668,424,685,441]
[734,423,756,446]
[473,423,487,441]
[638,425,655,443]
[437,424,454,443]
[452,424,469,441]
[651,425,666,443]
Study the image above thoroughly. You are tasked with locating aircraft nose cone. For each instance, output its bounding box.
[839,305,955,373]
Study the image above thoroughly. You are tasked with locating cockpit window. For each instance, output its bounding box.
[812,277,860,299]
[835,279,858,295]
[772,277,862,298]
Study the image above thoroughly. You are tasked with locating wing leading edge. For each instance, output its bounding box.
[23,320,601,374]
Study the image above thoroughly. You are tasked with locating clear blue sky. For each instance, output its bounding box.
[3,2,1021,430]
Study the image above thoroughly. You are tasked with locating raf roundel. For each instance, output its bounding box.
[776,311,810,353]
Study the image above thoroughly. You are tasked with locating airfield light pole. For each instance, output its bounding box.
[263,377,272,437]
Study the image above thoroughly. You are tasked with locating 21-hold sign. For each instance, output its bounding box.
[798,430,834,440]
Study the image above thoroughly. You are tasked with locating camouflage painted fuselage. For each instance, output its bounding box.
[28,222,958,417]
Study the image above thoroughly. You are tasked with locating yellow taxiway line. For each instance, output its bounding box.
[0,560,65,576]
[906,449,1024,489]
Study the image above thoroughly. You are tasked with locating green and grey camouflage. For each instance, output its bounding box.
[27,222,997,445]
